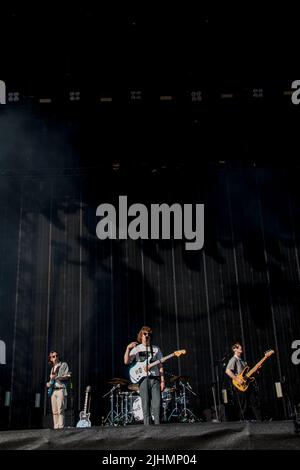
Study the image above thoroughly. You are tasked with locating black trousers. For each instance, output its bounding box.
[234,384,261,421]
[139,376,161,425]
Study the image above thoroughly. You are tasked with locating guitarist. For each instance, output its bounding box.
[124,326,165,425]
[46,351,70,429]
[225,342,261,421]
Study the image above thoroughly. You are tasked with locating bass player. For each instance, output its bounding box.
[225,342,262,421]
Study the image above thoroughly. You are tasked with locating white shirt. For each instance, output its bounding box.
[129,343,163,377]
[50,361,70,396]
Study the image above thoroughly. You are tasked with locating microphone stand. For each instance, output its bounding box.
[212,353,229,423]
[211,381,220,422]
[186,381,197,397]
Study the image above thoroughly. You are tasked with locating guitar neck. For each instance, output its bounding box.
[83,394,89,414]
[148,353,174,369]
[246,356,269,378]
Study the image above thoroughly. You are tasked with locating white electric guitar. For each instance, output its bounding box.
[76,385,92,428]
[129,350,186,383]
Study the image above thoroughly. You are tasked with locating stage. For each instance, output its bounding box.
[0,421,299,450]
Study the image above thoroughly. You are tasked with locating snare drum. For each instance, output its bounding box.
[132,396,144,422]
[161,387,174,403]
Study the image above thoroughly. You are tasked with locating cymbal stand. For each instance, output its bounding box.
[102,384,120,426]
[113,391,135,426]
[162,396,169,423]
[127,392,135,424]
[177,380,199,423]
[123,392,128,425]
[120,391,131,425]
[168,388,180,422]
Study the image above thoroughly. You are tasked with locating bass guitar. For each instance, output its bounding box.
[76,386,92,428]
[129,349,186,383]
[232,349,274,392]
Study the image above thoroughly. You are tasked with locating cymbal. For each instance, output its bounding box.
[128,383,139,392]
[170,375,189,383]
[108,378,128,385]
[164,387,175,392]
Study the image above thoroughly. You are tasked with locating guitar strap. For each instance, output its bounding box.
[51,364,62,383]
[150,344,154,363]
[52,363,61,375]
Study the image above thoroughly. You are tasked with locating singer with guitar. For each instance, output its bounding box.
[225,342,263,422]
[124,326,164,425]
[46,351,70,429]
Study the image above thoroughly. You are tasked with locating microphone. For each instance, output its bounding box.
[221,352,230,362]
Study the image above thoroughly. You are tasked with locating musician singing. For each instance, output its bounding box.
[46,351,70,429]
[225,342,261,421]
[124,326,165,425]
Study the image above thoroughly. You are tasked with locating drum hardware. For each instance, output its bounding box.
[121,391,142,424]
[176,380,199,423]
[167,387,181,421]
[168,377,199,423]
[102,378,129,426]
[161,387,175,422]
[119,391,130,424]
[102,378,142,426]
[162,392,172,422]
[101,383,122,426]
[102,385,171,425]
[102,375,199,425]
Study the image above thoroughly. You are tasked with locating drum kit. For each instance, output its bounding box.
[101,374,199,426]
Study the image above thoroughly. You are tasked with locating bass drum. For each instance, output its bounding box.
[131,396,159,423]
[132,396,144,422]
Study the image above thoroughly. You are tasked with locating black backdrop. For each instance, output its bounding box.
[0,164,300,428]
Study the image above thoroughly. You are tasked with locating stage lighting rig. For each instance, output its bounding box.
[190,91,202,102]
[39,97,52,104]
[100,96,113,103]
[69,91,80,102]
[130,91,142,101]
[252,88,264,98]
[7,91,19,103]
[220,92,234,100]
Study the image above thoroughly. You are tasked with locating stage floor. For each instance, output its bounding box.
[0,421,300,450]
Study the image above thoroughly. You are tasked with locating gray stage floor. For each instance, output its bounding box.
[0,420,300,450]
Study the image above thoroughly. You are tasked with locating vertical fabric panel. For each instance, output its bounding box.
[0,167,300,428]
